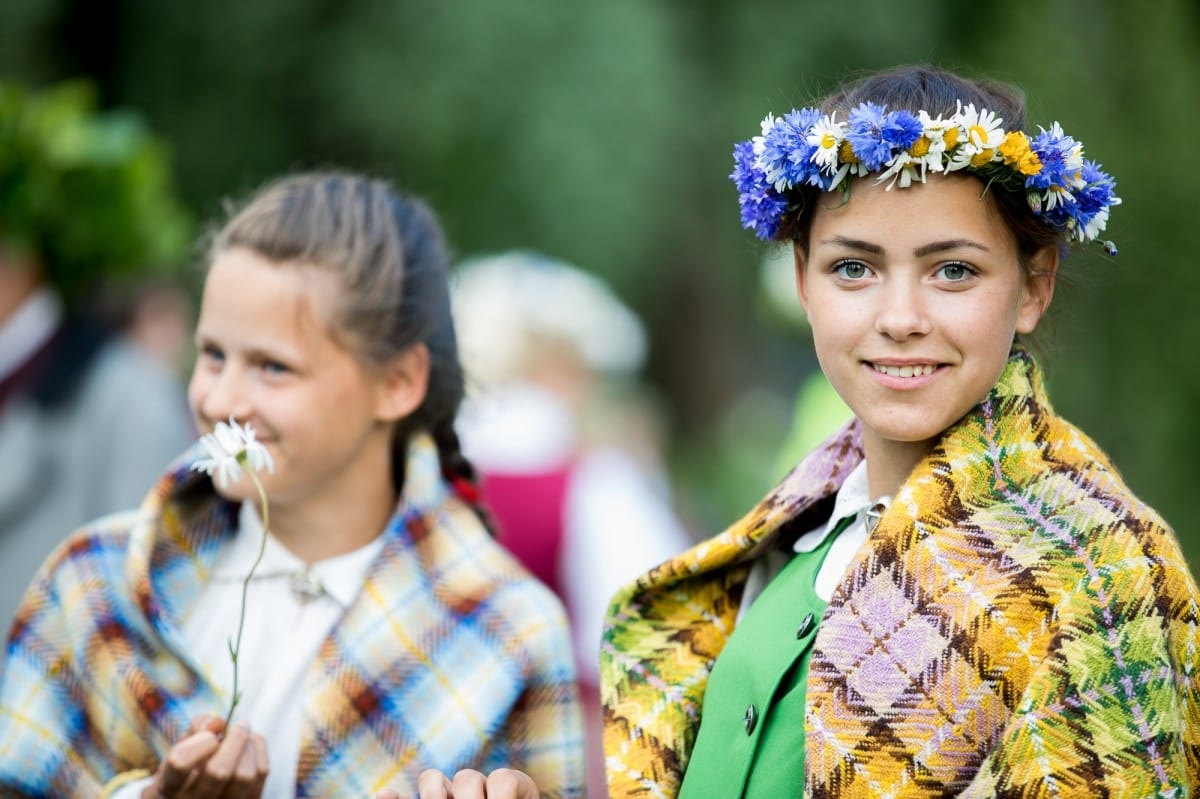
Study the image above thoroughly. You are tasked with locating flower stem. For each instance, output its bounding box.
[223,465,270,730]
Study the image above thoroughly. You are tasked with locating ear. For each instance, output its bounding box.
[793,242,813,316]
[1015,245,1059,335]
[375,343,431,423]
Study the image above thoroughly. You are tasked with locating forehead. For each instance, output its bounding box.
[199,248,345,342]
[809,175,1014,252]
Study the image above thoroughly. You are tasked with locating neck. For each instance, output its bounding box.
[263,443,400,563]
[860,429,934,500]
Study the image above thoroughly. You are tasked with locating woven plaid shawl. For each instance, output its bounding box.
[0,432,585,798]
[601,349,1200,798]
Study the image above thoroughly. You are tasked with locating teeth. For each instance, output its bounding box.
[874,363,937,377]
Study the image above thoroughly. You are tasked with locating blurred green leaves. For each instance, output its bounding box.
[0,79,192,301]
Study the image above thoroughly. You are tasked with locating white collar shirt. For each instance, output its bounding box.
[114,501,384,799]
[738,461,889,622]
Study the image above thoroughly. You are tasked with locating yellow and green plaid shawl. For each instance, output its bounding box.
[0,433,585,798]
[602,350,1200,798]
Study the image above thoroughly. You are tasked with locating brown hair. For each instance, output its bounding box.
[780,65,1066,265]
[209,171,490,528]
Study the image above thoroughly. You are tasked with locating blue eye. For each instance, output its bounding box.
[937,263,974,281]
[262,361,290,375]
[834,261,871,280]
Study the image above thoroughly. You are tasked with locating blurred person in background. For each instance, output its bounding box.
[0,172,585,797]
[0,79,194,654]
[452,251,694,799]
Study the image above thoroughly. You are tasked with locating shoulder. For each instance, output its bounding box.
[10,509,138,639]
[1028,413,1171,538]
[997,415,1200,619]
[37,509,139,580]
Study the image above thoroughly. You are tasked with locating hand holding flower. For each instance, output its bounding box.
[141,716,269,799]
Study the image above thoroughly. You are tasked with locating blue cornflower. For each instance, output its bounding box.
[739,188,789,240]
[846,102,896,171]
[881,110,923,152]
[1027,124,1082,193]
[1073,161,1118,215]
[732,140,788,239]
[731,140,763,194]
[1063,160,1119,240]
[760,109,822,190]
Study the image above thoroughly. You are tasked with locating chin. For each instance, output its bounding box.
[211,481,259,504]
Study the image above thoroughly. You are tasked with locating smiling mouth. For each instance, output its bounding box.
[871,363,939,377]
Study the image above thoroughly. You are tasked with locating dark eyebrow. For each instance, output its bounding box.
[913,239,990,257]
[819,236,992,257]
[820,236,883,254]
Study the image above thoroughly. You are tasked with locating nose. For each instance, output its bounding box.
[874,276,931,340]
[191,363,253,426]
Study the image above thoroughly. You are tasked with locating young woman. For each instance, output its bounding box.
[0,172,586,798]
[413,65,1200,798]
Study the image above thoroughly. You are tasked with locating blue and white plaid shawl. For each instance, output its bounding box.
[0,432,585,798]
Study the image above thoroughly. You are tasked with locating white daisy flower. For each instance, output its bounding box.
[807,113,845,174]
[192,416,274,487]
[948,103,1005,170]
[877,153,920,189]
[915,111,958,173]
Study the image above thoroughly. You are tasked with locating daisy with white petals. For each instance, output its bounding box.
[807,113,846,176]
[193,416,274,487]
[191,415,275,727]
[948,102,1005,170]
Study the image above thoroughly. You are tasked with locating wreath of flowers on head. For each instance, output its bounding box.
[730,101,1120,255]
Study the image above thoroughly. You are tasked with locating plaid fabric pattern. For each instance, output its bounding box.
[601,350,1200,798]
[0,433,585,798]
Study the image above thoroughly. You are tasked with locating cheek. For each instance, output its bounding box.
[186,369,208,417]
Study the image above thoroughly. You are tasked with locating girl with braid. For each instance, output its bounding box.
[413,65,1200,799]
[0,172,585,798]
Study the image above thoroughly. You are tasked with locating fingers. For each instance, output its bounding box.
[158,731,222,795]
[417,769,454,798]
[181,724,268,797]
[450,770,488,797]
[484,769,539,799]
[187,713,226,737]
[230,731,270,798]
[413,769,539,799]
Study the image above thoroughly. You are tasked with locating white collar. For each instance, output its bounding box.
[0,287,62,382]
[210,501,386,608]
[794,460,890,552]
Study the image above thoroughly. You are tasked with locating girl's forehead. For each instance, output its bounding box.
[201,249,347,342]
[811,176,1010,247]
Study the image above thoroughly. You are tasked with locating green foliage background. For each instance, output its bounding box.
[3,0,1197,563]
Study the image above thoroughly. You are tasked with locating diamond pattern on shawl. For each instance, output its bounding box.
[821,569,949,713]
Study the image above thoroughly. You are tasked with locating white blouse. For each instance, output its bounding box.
[114,502,384,799]
[738,461,889,621]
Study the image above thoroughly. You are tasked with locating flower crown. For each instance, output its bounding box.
[730,101,1120,254]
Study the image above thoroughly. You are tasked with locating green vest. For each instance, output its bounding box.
[677,516,847,799]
